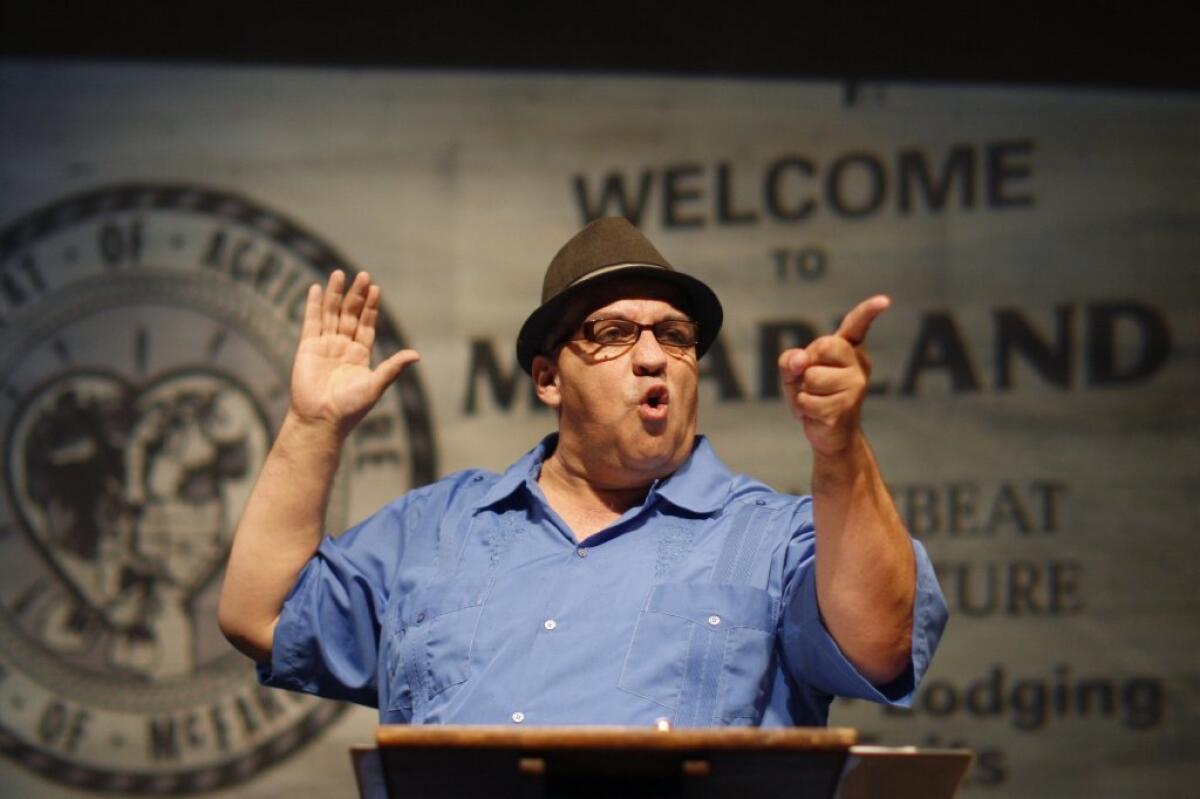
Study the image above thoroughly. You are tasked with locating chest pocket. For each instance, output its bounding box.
[384,578,490,716]
[617,582,778,725]
[618,500,785,725]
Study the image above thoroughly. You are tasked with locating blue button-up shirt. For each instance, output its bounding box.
[260,435,947,727]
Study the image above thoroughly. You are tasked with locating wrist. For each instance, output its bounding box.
[277,409,348,459]
[811,430,872,489]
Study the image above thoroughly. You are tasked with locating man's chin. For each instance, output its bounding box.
[638,416,669,435]
[621,431,691,475]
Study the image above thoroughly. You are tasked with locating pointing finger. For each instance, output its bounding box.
[835,295,891,346]
[777,348,809,384]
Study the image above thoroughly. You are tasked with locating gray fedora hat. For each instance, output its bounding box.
[516,217,723,374]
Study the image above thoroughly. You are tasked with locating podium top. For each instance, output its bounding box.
[376,725,857,751]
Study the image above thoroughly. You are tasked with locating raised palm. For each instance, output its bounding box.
[290,271,419,433]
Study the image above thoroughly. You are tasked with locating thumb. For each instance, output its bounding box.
[777,348,809,387]
[372,349,420,393]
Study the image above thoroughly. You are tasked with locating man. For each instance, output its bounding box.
[218,217,947,727]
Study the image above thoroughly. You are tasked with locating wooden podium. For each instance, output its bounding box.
[352,725,969,798]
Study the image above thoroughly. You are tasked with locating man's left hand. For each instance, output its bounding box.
[777,295,890,457]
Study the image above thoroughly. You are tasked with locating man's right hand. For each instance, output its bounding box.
[290,270,420,435]
[218,269,418,662]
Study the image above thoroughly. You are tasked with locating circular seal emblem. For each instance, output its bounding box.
[0,184,436,793]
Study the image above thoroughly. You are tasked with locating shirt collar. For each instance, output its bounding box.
[474,434,556,511]
[474,433,732,516]
[651,435,733,515]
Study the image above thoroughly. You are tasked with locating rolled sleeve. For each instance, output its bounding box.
[257,504,409,707]
[781,536,947,707]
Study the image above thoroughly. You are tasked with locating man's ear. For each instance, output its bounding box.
[531,354,561,411]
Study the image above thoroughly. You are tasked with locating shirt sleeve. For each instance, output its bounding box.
[779,502,948,706]
[257,500,412,707]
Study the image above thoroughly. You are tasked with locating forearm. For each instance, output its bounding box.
[218,410,345,661]
[812,432,916,684]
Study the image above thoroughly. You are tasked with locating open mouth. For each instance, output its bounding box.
[640,385,669,412]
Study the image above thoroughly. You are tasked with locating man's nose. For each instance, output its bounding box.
[630,328,668,375]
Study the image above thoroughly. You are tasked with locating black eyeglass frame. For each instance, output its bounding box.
[559,317,701,352]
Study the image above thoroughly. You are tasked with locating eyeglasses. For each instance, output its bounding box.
[564,318,700,352]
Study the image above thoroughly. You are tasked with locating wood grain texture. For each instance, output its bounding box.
[376,725,857,751]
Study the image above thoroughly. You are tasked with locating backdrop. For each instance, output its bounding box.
[1,61,1197,798]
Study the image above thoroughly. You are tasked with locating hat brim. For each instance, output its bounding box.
[516,264,723,374]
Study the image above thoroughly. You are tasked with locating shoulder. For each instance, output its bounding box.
[683,437,811,519]
[722,472,812,514]
[396,468,504,513]
[384,437,548,521]
[713,472,815,545]
[348,469,504,555]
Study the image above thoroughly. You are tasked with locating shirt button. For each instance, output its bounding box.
[543,619,557,631]
[707,615,721,626]
[755,499,766,506]
[511,711,525,724]
[416,612,426,624]
[576,547,588,558]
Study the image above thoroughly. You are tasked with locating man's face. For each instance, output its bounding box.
[534,281,700,486]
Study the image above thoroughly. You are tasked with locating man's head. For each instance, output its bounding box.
[516,217,722,375]
[519,219,723,484]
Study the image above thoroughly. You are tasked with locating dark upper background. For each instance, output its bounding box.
[1,2,1194,91]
